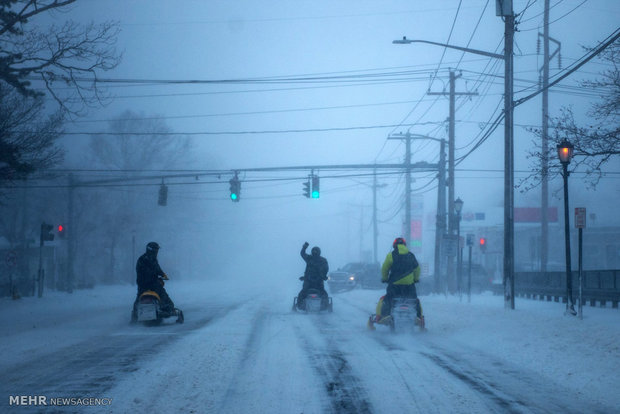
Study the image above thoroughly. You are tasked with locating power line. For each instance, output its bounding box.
[52,121,445,137]
[514,27,620,107]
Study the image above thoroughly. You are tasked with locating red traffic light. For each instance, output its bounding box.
[479,237,486,245]
[58,225,63,232]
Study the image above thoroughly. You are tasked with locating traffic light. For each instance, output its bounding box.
[158,182,168,206]
[57,225,66,239]
[40,222,54,245]
[311,175,319,199]
[303,178,311,198]
[229,175,240,202]
[479,237,487,252]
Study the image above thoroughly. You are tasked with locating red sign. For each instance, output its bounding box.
[575,207,586,228]
[514,207,558,222]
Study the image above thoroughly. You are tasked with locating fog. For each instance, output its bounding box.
[3,1,619,289]
[2,2,620,412]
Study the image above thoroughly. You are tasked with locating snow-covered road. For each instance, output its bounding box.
[1,280,618,413]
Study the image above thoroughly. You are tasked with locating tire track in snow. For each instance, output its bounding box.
[419,345,613,414]
[0,302,243,413]
[294,318,374,414]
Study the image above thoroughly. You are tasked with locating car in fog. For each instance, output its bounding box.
[328,262,382,291]
[327,269,357,292]
[459,264,497,293]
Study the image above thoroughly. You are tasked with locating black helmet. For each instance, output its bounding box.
[311,246,321,256]
[392,237,406,248]
[146,242,160,253]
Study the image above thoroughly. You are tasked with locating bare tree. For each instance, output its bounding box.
[89,110,192,170]
[0,0,122,115]
[523,40,619,190]
[0,82,64,183]
[81,111,193,283]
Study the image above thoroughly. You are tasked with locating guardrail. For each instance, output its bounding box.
[499,270,620,308]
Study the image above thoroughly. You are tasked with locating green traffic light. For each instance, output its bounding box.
[231,193,238,200]
[311,190,319,199]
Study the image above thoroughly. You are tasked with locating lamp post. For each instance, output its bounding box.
[558,140,577,316]
[454,197,464,299]
[393,7,516,310]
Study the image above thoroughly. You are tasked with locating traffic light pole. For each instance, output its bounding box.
[67,174,75,292]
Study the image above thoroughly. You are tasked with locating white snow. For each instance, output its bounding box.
[1,279,618,413]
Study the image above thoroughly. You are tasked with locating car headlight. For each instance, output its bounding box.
[349,276,355,281]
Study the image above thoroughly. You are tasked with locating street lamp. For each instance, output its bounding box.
[454,197,464,298]
[393,9,516,310]
[557,140,577,316]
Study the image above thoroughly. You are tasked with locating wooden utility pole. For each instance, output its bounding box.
[428,70,477,292]
[539,0,561,273]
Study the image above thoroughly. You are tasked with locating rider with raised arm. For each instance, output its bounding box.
[295,241,329,310]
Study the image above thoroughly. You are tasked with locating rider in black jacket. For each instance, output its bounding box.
[131,242,175,322]
[296,242,329,310]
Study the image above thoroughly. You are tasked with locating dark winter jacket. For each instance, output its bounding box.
[136,252,166,291]
[381,244,420,285]
[300,245,329,284]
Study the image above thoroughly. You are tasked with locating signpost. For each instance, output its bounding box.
[466,234,474,303]
[575,208,586,319]
[6,251,17,299]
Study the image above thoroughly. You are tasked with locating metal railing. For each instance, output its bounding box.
[497,270,620,308]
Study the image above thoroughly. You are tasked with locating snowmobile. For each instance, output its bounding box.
[292,286,333,313]
[367,296,425,333]
[135,279,184,326]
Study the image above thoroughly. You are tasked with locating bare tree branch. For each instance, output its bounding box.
[0,2,122,114]
[520,39,620,191]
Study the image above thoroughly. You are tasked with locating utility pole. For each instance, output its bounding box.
[428,70,477,292]
[539,0,561,273]
[393,6,517,306]
[541,0,550,273]
[405,133,411,244]
[387,132,413,243]
[428,70,478,236]
[388,132,445,292]
[503,5,516,310]
[372,169,383,264]
[434,139,447,293]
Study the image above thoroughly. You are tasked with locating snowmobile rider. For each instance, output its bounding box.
[296,241,329,310]
[379,237,423,322]
[131,242,176,322]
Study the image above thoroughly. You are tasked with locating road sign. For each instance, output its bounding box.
[575,207,586,228]
[442,235,458,257]
[466,233,475,246]
[6,250,17,267]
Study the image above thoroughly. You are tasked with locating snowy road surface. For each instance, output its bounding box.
[1,279,618,413]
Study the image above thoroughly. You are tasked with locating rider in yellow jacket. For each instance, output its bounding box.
[379,237,423,323]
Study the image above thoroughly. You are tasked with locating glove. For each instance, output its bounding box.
[303,242,309,248]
